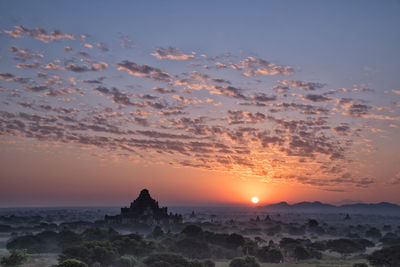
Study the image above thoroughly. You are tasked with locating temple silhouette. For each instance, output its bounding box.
[105,189,182,226]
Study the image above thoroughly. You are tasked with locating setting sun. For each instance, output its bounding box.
[251,196,259,204]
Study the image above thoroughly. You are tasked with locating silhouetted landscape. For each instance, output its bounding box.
[1,189,400,266]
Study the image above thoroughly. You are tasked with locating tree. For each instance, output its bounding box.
[111,235,155,256]
[181,225,203,237]
[0,249,30,267]
[6,230,60,253]
[58,230,82,250]
[367,245,400,266]
[143,253,189,266]
[326,239,365,257]
[366,227,382,240]
[57,259,89,267]
[114,255,136,267]
[294,245,311,260]
[59,241,118,266]
[229,256,260,267]
[172,237,210,259]
[202,259,215,267]
[256,247,283,263]
[226,233,245,249]
[308,219,319,228]
[150,226,164,239]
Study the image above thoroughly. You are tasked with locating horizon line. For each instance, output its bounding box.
[1,200,399,209]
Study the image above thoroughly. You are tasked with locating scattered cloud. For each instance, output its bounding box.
[279,80,325,91]
[152,47,195,60]
[232,57,293,76]
[0,23,396,190]
[4,25,75,43]
[116,60,172,82]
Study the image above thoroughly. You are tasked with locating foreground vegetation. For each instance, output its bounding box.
[1,223,400,267]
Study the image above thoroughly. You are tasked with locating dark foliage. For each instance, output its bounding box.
[326,239,366,255]
[57,259,89,267]
[256,246,283,263]
[366,227,382,240]
[171,237,210,259]
[229,256,260,267]
[142,253,189,266]
[7,230,60,253]
[59,241,118,267]
[367,245,400,266]
[0,249,29,267]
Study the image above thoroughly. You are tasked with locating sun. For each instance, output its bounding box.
[251,196,259,204]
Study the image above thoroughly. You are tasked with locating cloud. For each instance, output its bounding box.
[301,94,332,102]
[215,62,227,68]
[388,172,400,185]
[15,62,64,70]
[65,61,107,72]
[0,73,31,83]
[210,86,247,99]
[116,60,172,82]
[279,80,326,91]
[345,104,371,117]
[24,85,50,92]
[151,47,195,60]
[96,42,109,52]
[153,87,176,94]
[44,88,75,97]
[3,25,75,43]
[83,77,105,84]
[270,102,330,115]
[64,46,73,53]
[227,110,266,124]
[93,86,169,109]
[333,124,350,135]
[8,46,44,61]
[392,89,400,95]
[174,71,231,92]
[173,95,204,105]
[273,85,290,93]
[249,93,277,102]
[159,109,185,116]
[232,57,293,76]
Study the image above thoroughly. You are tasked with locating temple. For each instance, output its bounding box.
[105,189,182,226]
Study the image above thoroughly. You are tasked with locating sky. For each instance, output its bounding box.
[0,1,399,207]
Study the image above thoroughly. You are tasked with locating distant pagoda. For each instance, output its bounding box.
[105,189,182,226]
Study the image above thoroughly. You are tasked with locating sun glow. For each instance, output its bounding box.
[251,196,259,204]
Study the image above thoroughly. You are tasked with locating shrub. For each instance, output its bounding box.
[114,255,137,267]
[294,245,311,260]
[203,259,215,267]
[229,256,260,267]
[226,233,245,249]
[143,253,189,266]
[181,225,204,239]
[256,246,283,263]
[365,227,382,240]
[172,237,210,258]
[368,245,400,266]
[57,259,89,267]
[0,249,30,267]
[326,238,365,255]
